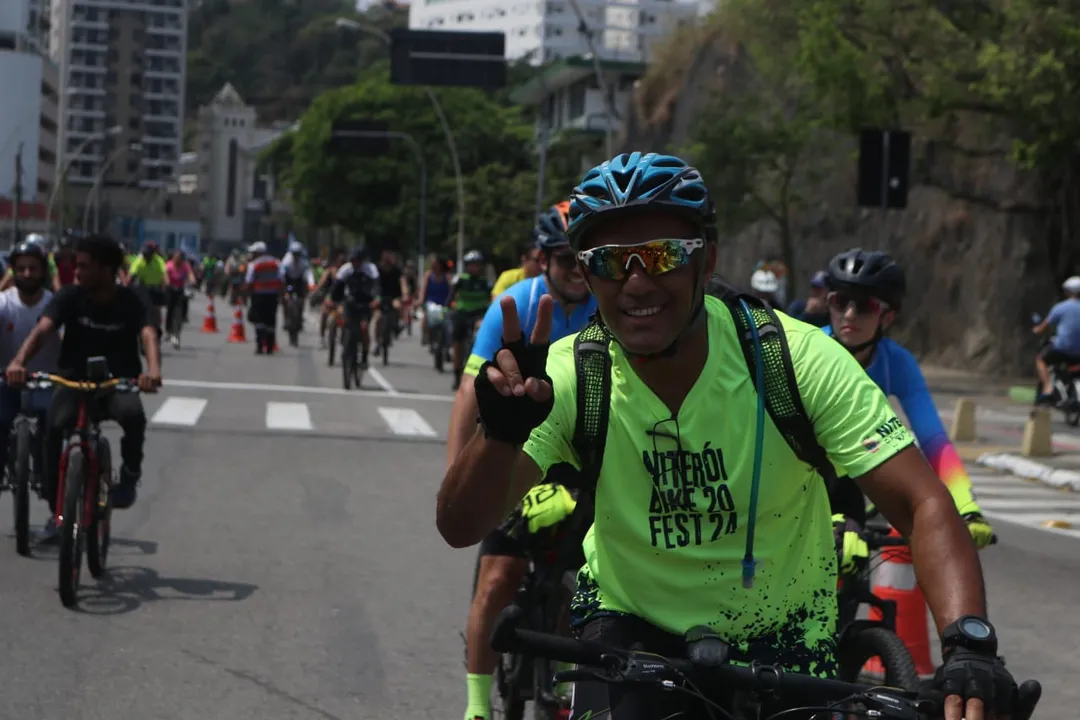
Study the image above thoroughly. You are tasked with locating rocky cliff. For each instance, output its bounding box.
[620,26,1080,376]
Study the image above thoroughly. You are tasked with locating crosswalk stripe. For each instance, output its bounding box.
[265,402,313,431]
[974,486,1075,497]
[150,397,208,426]
[378,407,436,437]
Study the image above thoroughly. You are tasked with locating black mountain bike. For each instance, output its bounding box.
[475,488,591,720]
[491,610,1043,720]
[834,511,998,691]
[341,307,367,390]
[0,379,51,556]
[285,287,304,348]
[376,298,396,367]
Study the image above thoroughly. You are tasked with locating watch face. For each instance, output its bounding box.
[961,617,992,639]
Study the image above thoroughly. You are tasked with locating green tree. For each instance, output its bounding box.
[684,62,826,299]
[265,69,537,262]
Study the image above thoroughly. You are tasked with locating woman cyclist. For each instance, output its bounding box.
[164,250,196,348]
[821,249,994,565]
[418,256,452,347]
[313,247,347,349]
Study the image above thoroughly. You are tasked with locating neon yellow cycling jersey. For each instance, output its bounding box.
[128,254,167,286]
[523,295,914,676]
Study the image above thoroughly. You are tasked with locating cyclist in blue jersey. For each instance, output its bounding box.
[821,249,994,567]
[451,201,596,720]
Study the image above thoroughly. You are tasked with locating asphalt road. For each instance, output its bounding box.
[1,309,1077,719]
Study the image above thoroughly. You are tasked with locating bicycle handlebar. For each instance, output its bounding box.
[492,606,1042,720]
[859,527,998,550]
[2,373,142,392]
[491,606,933,718]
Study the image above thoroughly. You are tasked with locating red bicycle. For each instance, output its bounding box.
[31,362,141,608]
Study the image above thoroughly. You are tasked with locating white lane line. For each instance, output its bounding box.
[982,511,1080,538]
[164,378,452,403]
[150,397,208,426]
[366,367,398,395]
[974,486,1076,497]
[266,402,313,431]
[378,407,436,437]
[977,499,1080,512]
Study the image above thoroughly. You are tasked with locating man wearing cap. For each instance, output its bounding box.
[244,241,284,354]
[787,270,830,327]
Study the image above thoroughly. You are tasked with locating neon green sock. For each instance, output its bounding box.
[465,673,493,720]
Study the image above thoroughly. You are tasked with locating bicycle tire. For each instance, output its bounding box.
[342,329,356,390]
[58,446,85,609]
[12,420,32,557]
[837,625,920,692]
[381,315,391,366]
[328,322,338,366]
[86,438,112,579]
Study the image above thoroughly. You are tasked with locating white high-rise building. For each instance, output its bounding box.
[408,0,699,64]
[50,0,187,192]
[0,0,60,230]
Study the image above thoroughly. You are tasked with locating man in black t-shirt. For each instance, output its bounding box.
[6,235,161,525]
[375,249,410,349]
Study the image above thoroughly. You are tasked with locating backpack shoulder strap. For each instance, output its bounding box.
[571,316,613,493]
[711,280,837,483]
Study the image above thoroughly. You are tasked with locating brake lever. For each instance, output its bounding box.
[858,690,927,720]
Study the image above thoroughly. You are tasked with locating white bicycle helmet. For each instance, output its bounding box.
[1063,276,1080,294]
[750,269,779,294]
[288,240,305,255]
[248,241,267,255]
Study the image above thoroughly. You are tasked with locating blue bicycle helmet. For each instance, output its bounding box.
[566,152,716,248]
[533,201,570,251]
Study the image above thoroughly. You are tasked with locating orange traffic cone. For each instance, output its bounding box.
[862,528,935,678]
[201,296,219,333]
[227,303,246,343]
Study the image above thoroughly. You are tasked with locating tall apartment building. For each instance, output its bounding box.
[0,0,60,229]
[50,0,187,194]
[408,0,698,64]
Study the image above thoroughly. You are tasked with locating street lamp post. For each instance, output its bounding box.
[333,129,427,273]
[83,141,141,234]
[335,18,465,268]
[565,0,618,158]
[48,124,122,239]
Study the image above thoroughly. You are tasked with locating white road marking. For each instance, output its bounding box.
[378,407,436,437]
[266,402,313,431]
[150,397,208,426]
[978,499,1080,512]
[366,367,398,395]
[164,378,452,403]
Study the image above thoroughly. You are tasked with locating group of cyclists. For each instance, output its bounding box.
[436,152,1034,720]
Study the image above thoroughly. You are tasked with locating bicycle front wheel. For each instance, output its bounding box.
[342,329,356,390]
[86,438,112,579]
[58,446,85,609]
[12,420,32,556]
[837,625,919,691]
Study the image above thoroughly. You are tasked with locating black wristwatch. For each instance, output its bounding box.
[941,615,998,657]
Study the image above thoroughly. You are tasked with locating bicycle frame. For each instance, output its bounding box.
[54,391,102,529]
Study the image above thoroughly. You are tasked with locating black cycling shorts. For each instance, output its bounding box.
[1040,345,1080,367]
[452,309,484,343]
[146,286,166,307]
[286,282,308,300]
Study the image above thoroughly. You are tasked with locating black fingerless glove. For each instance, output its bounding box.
[928,648,1018,717]
[474,335,554,446]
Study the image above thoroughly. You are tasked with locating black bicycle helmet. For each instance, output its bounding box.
[350,246,369,262]
[533,201,570,250]
[826,249,905,310]
[9,241,49,267]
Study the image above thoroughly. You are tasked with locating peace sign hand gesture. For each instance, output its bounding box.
[474,294,556,445]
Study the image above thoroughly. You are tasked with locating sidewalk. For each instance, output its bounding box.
[936,399,1080,492]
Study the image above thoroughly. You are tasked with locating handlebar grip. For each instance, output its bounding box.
[490,606,606,666]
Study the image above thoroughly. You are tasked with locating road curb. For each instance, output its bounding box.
[976,452,1080,492]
